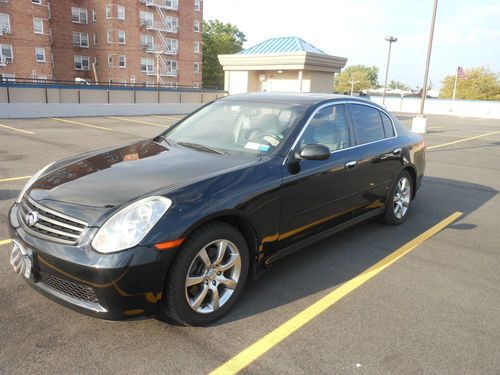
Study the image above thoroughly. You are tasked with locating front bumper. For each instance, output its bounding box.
[8,204,177,320]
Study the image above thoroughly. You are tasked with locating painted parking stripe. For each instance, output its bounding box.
[0,175,31,183]
[51,118,113,131]
[0,123,35,135]
[427,131,500,150]
[210,211,463,375]
[150,115,184,120]
[107,116,168,128]
[0,239,12,247]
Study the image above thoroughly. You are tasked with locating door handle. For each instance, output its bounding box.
[393,148,402,156]
[344,160,358,170]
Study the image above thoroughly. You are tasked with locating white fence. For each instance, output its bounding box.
[370,96,500,119]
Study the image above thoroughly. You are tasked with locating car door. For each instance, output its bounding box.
[278,103,360,249]
[347,103,403,217]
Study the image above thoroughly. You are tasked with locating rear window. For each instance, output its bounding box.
[381,112,395,137]
[350,104,385,144]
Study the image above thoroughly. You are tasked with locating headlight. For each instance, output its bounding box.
[16,162,54,204]
[92,196,172,253]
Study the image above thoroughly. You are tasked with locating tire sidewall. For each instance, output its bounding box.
[165,223,249,326]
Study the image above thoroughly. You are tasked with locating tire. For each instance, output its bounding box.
[382,170,413,225]
[162,221,249,326]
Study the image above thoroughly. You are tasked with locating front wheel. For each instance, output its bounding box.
[382,171,413,225]
[162,222,249,326]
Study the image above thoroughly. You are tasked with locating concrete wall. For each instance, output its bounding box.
[0,84,227,118]
[0,103,204,119]
[370,96,500,119]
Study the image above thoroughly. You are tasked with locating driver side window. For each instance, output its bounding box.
[299,104,350,151]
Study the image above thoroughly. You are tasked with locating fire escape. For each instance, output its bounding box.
[142,0,178,85]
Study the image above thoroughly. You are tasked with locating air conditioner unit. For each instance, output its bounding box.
[0,26,9,34]
[140,20,149,27]
[73,42,81,47]
[140,43,150,50]
[0,57,5,66]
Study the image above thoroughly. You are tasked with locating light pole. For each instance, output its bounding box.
[412,0,439,133]
[348,79,359,96]
[382,36,397,106]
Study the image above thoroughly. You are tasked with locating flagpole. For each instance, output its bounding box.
[451,67,458,112]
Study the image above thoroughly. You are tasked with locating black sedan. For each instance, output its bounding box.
[8,93,425,326]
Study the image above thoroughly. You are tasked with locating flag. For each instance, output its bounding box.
[457,66,466,79]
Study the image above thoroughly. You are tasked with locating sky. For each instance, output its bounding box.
[204,0,500,89]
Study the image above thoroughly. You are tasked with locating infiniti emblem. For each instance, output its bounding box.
[26,211,39,227]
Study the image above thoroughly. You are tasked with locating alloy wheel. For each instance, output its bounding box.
[393,177,411,219]
[185,239,242,314]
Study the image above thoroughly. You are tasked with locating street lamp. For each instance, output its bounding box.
[382,36,397,106]
[412,0,439,134]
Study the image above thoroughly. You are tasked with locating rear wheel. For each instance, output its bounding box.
[382,170,413,225]
[162,222,249,326]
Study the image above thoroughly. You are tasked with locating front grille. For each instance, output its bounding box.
[39,272,99,304]
[19,196,88,245]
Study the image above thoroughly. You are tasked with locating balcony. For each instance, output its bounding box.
[146,68,177,77]
[145,0,178,11]
[145,20,177,33]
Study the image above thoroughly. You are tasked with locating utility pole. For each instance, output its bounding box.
[382,36,397,106]
[153,50,161,86]
[412,0,439,134]
[348,79,359,96]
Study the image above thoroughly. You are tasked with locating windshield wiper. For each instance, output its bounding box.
[177,141,224,155]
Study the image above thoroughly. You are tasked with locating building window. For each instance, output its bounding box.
[194,0,201,11]
[33,18,44,34]
[32,0,42,4]
[0,44,13,64]
[141,57,154,74]
[194,62,200,74]
[140,11,153,27]
[36,74,48,83]
[105,5,111,19]
[72,7,88,24]
[73,32,89,48]
[93,33,97,45]
[166,16,178,32]
[117,30,126,44]
[1,73,16,83]
[167,60,178,76]
[194,20,200,32]
[119,55,126,68]
[0,13,11,35]
[107,55,113,67]
[35,47,46,62]
[194,41,201,54]
[165,38,178,54]
[140,34,154,51]
[74,55,90,71]
[117,6,125,20]
[193,82,200,88]
[107,31,112,44]
[92,9,97,22]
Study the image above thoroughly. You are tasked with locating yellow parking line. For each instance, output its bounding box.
[0,239,11,247]
[150,115,184,120]
[427,131,500,150]
[51,117,113,131]
[0,175,31,183]
[0,123,35,135]
[210,211,463,375]
[107,116,168,128]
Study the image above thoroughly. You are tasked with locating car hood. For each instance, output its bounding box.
[28,139,259,222]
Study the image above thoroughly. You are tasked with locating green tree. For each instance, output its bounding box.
[440,67,500,100]
[388,80,411,91]
[202,20,246,89]
[334,65,379,93]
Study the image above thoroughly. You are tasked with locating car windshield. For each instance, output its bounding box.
[162,100,307,156]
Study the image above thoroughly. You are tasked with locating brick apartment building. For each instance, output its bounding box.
[0,0,203,87]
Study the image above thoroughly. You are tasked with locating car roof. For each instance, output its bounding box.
[219,92,374,107]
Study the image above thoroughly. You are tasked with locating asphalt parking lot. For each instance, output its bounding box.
[1,113,499,374]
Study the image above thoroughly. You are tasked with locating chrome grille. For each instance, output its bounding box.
[39,272,99,304]
[19,196,88,245]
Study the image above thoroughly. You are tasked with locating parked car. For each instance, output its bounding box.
[8,93,425,326]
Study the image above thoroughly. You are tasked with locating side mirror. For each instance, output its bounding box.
[296,144,331,161]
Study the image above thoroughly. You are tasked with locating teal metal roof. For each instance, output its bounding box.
[238,37,326,55]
